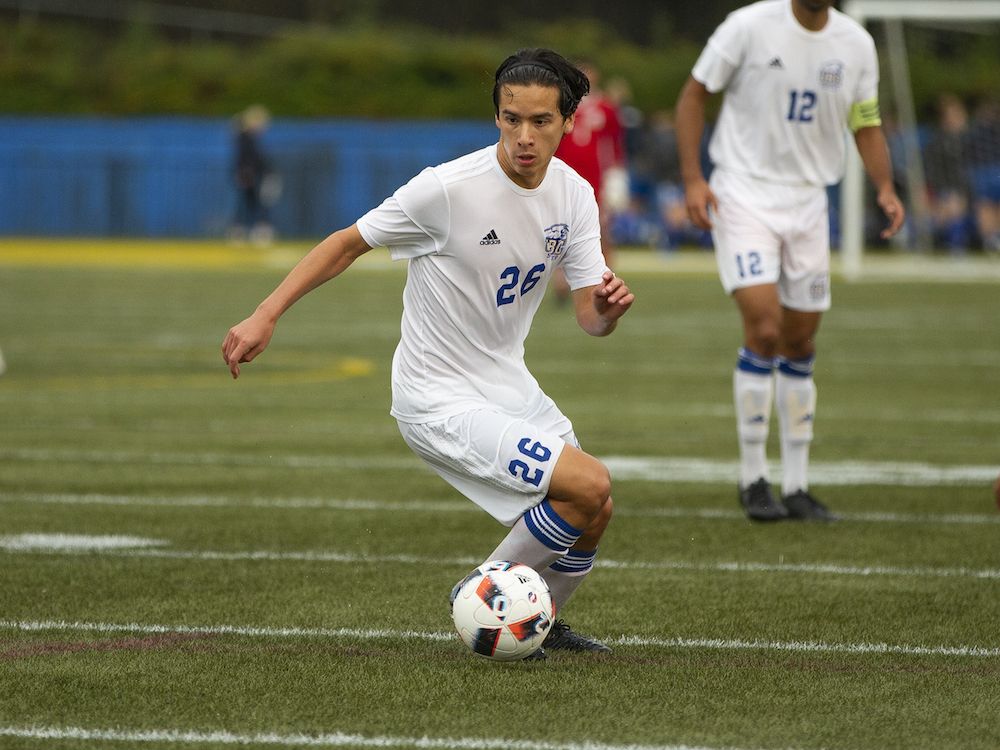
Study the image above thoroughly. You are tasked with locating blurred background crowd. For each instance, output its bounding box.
[1,0,997,253]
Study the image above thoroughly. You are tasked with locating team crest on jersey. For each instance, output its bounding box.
[544,223,569,260]
[819,61,844,90]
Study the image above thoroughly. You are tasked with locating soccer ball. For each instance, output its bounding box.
[451,560,554,661]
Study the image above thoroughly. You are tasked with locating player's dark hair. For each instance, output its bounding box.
[493,48,591,119]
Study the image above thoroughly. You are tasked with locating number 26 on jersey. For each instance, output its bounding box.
[496,263,546,307]
[508,437,552,487]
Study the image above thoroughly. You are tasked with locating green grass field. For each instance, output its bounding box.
[1,241,998,750]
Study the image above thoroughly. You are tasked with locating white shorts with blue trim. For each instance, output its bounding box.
[709,169,832,312]
[397,405,576,527]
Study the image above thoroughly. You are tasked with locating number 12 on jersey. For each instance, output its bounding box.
[787,89,817,122]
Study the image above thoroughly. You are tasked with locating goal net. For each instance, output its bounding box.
[840,0,1000,277]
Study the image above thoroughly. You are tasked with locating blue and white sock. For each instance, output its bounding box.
[523,499,583,552]
[776,354,816,496]
[486,499,583,573]
[734,347,775,487]
[544,548,598,613]
[549,548,597,574]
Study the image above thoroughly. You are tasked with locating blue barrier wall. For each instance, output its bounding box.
[0,116,498,238]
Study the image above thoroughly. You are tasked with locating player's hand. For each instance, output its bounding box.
[684,178,718,230]
[593,270,634,323]
[877,188,906,239]
[221,312,276,379]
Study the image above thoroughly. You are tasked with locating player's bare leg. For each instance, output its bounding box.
[734,284,782,357]
[544,444,611,531]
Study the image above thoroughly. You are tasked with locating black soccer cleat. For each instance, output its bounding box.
[542,619,612,654]
[782,489,838,521]
[739,477,789,521]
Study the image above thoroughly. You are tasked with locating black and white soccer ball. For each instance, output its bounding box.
[451,560,554,661]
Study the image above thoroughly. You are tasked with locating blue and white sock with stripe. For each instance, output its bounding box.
[549,548,597,574]
[776,354,817,496]
[486,498,583,575]
[485,500,595,614]
[544,548,598,612]
[523,498,583,552]
[734,347,775,487]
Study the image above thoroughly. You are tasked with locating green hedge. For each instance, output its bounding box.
[0,18,699,118]
[0,17,995,119]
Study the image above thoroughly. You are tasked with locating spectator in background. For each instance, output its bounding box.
[604,76,649,244]
[230,105,276,246]
[643,109,704,249]
[552,61,626,302]
[606,75,645,181]
[968,98,1000,253]
[923,94,974,253]
[871,111,912,250]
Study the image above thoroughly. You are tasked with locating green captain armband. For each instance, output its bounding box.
[850,97,882,131]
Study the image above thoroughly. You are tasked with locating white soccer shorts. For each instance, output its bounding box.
[709,169,832,312]
[397,406,577,527]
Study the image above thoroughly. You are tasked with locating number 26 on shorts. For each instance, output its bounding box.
[507,437,553,487]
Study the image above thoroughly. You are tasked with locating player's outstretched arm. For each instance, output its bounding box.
[222,225,372,378]
[573,270,635,337]
[675,76,718,231]
[854,126,906,239]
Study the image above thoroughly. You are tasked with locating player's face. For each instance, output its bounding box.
[495,84,574,190]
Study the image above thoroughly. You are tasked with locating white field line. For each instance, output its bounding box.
[0,533,168,551]
[0,724,742,750]
[2,543,998,582]
[603,457,1000,487]
[3,490,999,526]
[1,492,474,514]
[2,447,997,486]
[2,618,998,659]
[0,447,421,471]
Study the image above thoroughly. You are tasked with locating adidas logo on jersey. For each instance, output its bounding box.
[480,229,501,246]
[768,57,784,69]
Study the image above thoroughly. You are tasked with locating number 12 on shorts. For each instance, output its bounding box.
[735,250,763,279]
[508,437,553,487]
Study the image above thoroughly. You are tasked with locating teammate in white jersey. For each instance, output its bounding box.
[222,49,634,657]
[675,0,904,521]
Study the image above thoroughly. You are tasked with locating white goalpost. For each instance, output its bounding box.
[840,0,1000,278]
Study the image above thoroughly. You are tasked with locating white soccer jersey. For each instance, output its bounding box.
[692,0,880,186]
[356,144,607,424]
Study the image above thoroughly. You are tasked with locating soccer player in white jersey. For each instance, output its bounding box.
[675,0,905,521]
[222,49,634,656]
